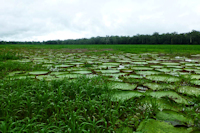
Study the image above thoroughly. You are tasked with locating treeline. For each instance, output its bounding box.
[1,30,200,45]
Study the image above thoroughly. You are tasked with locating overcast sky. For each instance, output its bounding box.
[0,0,200,41]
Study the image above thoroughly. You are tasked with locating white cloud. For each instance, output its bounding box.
[0,0,200,41]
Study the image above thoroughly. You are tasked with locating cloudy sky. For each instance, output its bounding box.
[0,0,200,41]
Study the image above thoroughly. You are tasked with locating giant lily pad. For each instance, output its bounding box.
[131,67,153,70]
[125,74,143,79]
[109,82,137,90]
[177,86,200,97]
[72,70,92,74]
[143,83,176,90]
[146,75,180,83]
[161,62,180,66]
[36,75,57,81]
[190,80,200,85]
[156,110,194,126]
[135,70,161,75]
[111,91,143,102]
[137,119,193,133]
[156,68,172,73]
[95,69,120,74]
[146,91,188,104]
[29,71,49,75]
[140,98,182,111]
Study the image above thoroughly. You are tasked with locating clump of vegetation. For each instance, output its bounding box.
[0,51,21,61]
[0,77,152,132]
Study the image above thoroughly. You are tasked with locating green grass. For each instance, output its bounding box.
[0,51,21,61]
[0,77,148,132]
[1,44,200,55]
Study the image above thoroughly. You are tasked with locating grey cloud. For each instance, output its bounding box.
[0,0,200,41]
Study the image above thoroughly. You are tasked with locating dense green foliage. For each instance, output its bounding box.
[0,77,145,132]
[1,45,200,132]
[1,30,200,45]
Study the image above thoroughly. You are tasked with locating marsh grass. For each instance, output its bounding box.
[0,76,141,132]
[0,51,21,61]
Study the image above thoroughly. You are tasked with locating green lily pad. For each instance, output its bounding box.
[177,86,200,97]
[150,65,164,69]
[147,61,160,64]
[109,82,137,90]
[95,69,120,74]
[36,75,57,81]
[190,80,200,85]
[156,68,172,73]
[8,71,25,76]
[156,110,194,126]
[72,70,92,74]
[140,98,182,111]
[146,91,188,104]
[143,83,176,90]
[137,119,193,133]
[55,64,73,68]
[111,91,143,102]
[135,71,161,75]
[125,74,143,79]
[146,75,180,82]
[18,59,32,63]
[102,73,126,78]
[131,67,153,71]
[121,69,133,73]
[107,77,123,82]
[29,71,49,75]
[161,62,180,66]
[50,72,69,76]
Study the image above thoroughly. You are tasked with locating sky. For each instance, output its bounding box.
[0,0,200,41]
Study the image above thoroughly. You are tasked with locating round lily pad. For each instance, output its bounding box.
[111,91,143,102]
[29,71,49,75]
[109,82,137,90]
[146,75,180,82]
[135,71,161,75]
[121,69,133,73]
[143,83,176,90]
[72,70,92,74]
[55,65,73,68]
[95,69,120,74]
[177,86,200,97]
[156,110,194,126]
[161,62,180,66]
[146,91,188,104]
[131,67,153,71]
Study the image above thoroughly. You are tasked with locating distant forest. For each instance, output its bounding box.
[1,30,200,45]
